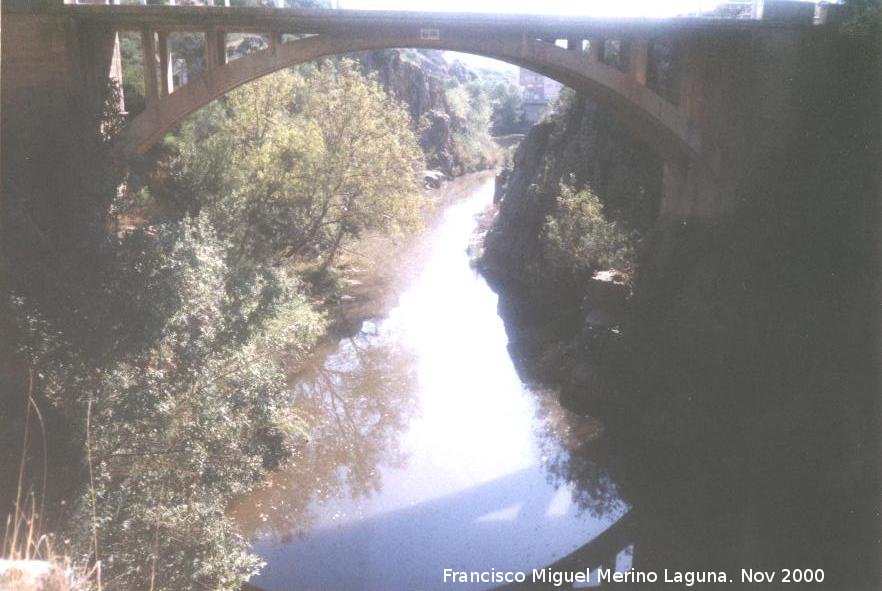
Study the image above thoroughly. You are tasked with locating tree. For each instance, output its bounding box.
[444,79,500,173]
[11,214,326,591]
[170,60,425,269]
[542,182,636,278]
[488,81,525,134]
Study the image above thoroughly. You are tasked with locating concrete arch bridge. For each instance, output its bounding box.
[3,1,837,221]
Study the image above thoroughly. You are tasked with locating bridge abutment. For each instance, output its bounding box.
[1,11,120,201]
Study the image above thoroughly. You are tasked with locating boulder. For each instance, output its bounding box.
[422,169,447,189]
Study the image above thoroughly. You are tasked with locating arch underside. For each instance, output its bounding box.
[120,33,699,166]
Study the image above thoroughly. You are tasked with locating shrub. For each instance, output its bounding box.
[542,182,636,278]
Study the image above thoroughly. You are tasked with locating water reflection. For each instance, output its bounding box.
[531,394,621,520]
[253,469,625,591]
[232,333,419,539]
[234,177,630,591]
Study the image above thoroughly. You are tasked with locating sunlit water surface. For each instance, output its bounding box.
[233,178,629,591]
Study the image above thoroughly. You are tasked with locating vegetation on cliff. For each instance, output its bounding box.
[542,181,636,278]
[483,88,659,293]
[478,19,879,588]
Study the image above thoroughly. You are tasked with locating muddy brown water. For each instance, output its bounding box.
[231,176,628,591]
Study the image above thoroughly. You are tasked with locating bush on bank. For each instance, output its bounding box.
[3,59,429,590]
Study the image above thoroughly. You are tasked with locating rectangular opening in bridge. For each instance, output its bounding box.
[581,40,591,53]
[554,39,568,49]
[167,32,207,91]
[203,1,330,6]
[281,33,317,44]
[600,39,630,72]
[118,30,146,116]
[646,39,680,105]
[225,33,270,62]
[135,1,227,5]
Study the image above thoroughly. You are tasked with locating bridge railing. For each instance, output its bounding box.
[68,2,688,120]
[67,0,705,160]
[64,1,346,5]
[65,1,267,6]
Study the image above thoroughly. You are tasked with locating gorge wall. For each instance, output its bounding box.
[357,49,488,178]
[480,23,879,588]
[482,24,879,434]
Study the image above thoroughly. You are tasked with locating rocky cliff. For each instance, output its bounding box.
[478,28,879,588]
[357,49,479,178]
[479,90,661,413]
[483,89,661,290]
[481,29,878,431]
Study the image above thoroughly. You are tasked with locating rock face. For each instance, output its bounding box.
[478,91,661,412]
[421,169,446,189]
[417,110,455,176]
[481,120,555,286]
[482,91,661,290]
[479,33,879,541]
[356,49,471,178]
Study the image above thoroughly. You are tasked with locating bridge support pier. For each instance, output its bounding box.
[587,38,601,62]
[205,28,226,70]
[77,22,124,117]
[142,28,159,104]
[629,39,649,85]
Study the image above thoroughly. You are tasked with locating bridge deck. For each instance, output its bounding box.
[40,5,814,36]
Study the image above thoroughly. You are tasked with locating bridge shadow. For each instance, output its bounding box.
[246,466,629,591]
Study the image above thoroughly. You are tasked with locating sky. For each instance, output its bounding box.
[340,0,737,72]
[343,0,741,18]
[339,0,742,72]
[338,0,818,73]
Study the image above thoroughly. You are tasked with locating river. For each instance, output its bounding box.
[232,175,630,591]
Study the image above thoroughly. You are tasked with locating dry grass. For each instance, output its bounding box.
[1,373,99,591]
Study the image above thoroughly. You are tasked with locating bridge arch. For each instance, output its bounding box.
[119,31,700,166]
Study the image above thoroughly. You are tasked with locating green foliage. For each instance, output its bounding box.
[444,84,472,122]
[544,87,578,124]
[450,131,498,173]
[839,0,881,34]
[487,80,525,134]
[444,81,500,173]
[12,216,326,590]
[119,32,145,116]
[168,60,425,268]
[542,182,636,277]
[3,45,453,591]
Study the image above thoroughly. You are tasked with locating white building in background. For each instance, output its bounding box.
[519,68,562,123]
